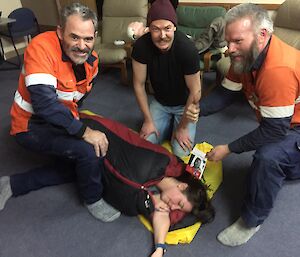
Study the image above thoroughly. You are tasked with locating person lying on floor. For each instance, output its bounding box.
[0,114,215,257]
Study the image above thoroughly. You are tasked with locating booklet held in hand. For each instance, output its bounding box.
[186,147,207,180]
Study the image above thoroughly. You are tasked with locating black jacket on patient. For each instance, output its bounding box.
[81,113,215,228]
[81,114,183,217]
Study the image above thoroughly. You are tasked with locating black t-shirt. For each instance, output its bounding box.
[132,30,200,106]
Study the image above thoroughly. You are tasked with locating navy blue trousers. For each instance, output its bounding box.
[11,123,103,205]
[242,129,300,227]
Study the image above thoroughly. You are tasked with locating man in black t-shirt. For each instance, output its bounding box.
[131,0,201,158]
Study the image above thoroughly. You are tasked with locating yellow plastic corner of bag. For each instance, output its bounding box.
[138,215,201,244]
[139,141,223,244]
[80,109,97,116]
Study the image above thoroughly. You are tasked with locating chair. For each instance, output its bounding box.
[94,0,148,85]
[0,7,40,69]
[273,0,300,50]
[176,5,227,75]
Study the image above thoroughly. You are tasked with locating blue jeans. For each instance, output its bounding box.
[147,99,197,158]
[241,129,300,227]
[11,123,104,205]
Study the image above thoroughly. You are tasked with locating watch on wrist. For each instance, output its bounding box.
[155,243,167,255]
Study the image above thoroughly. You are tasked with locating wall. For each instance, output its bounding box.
[0,0,23,59]
[21,0,59,26]
[0,0,22,16]
[21,0,97,28]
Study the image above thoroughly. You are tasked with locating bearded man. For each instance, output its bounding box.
[187,3,300,247]
[4,2,120,222]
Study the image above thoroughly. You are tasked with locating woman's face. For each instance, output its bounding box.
[160,184,193,212]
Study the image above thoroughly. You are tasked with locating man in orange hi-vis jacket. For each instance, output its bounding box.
[4,2,120,222]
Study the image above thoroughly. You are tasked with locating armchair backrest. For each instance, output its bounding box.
[273,0,300,50]
[176,5,226,40]
[101,0,148,44]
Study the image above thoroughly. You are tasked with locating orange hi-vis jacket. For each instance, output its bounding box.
[10,31,98,135]
[222,35,300,128]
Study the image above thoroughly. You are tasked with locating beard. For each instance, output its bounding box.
[61,41,93,65]
[70,46,93,65]
[230,40,260,74]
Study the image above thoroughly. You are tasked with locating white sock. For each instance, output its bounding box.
[217,217,260,246]
[86,198,120,222]
[0,176,12,210]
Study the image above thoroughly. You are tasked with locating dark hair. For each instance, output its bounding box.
[177,171,215,224]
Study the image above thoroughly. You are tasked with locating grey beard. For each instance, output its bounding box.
[232,61,246,74]
[232,42,260,74]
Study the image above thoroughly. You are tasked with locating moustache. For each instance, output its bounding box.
[71,47,90,54]
[229,52,243,62]
[158,38,171,43]
[230,52,241,58]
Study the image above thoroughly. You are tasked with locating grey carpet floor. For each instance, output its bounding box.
[0,66,299,257]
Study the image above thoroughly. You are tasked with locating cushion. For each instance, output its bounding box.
[95,43,127,64]
[138,141,223,244]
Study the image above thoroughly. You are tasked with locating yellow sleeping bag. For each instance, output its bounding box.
[138,141,222,244]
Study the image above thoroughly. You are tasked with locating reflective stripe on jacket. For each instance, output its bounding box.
[10,31,98,135]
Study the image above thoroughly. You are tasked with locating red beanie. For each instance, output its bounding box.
[147,0,177,26]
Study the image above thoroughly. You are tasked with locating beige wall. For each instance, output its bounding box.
[21,0,59,26]
[0,0,24,59]
[0,0,22,16]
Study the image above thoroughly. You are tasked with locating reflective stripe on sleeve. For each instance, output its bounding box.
[25,73,57,88]
[14,90,34,114]
[248,99,258,110]
[260,105,294,118]
[56,90,85,101]
[221,78,243,91]
[295,96,300,104]
[14,88,84,113]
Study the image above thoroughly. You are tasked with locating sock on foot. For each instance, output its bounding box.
[86,198,121,222]
[0,176,12,211]
[217,217,260,246]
